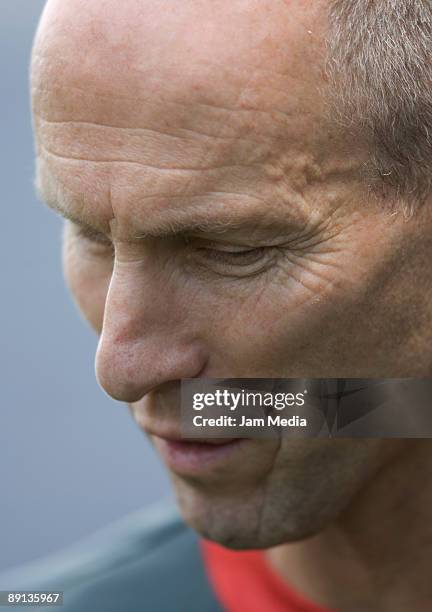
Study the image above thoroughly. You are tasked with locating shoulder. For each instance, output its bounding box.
[0,500,221,612]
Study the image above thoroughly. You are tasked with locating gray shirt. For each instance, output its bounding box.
[0,501,222,612]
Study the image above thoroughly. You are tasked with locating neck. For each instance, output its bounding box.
[266,440,432,612]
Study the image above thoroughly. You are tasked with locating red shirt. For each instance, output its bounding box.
[201,539,333,612]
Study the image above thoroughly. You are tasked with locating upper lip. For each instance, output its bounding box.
[146,426,238,445]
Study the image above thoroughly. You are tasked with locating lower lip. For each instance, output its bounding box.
[153,437,247,475]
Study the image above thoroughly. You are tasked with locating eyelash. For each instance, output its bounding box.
[194,246,267,266]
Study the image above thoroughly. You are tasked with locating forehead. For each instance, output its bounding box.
[31,0,348,234]
[33,0,326,94]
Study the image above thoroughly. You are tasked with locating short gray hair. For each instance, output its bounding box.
[326,0,432,209]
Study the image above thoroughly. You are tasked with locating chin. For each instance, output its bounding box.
[169,473,332,550]
[166,438,395,550]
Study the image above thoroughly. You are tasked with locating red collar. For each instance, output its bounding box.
[201,539,333,612]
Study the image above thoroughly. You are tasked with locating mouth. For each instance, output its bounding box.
[150,432,248,476]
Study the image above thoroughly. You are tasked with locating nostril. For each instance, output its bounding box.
[94,335,162,403]
[94,323,209,403]
[95,356,145,403]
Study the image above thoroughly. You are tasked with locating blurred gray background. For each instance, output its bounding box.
[0,0,171,572]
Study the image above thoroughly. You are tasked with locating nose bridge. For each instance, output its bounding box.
[103,259,178,343]
[95,261,206,402]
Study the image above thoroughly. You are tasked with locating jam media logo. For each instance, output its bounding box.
[216,378,432,435]
[214,378,380,432]
[182,378,432,437]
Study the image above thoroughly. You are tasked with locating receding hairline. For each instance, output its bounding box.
[326,0,432,211]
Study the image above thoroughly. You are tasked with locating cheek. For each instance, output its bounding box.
[203,219,419,376]
[62,235,112,334]
[197,237,379,375]
[194,258,343,376]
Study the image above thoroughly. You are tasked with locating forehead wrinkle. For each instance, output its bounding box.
[32,0,333,220]
[35,118,322,223]
[33,97,288,190]
[35,115,265,148]
[32,83,295,150]
[36,157,312,242]
[37,139,265,174]
[125,202,302,241]
[36,148,277,216]
[35,128,354,245]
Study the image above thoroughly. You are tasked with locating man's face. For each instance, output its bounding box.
[32,0,432,548]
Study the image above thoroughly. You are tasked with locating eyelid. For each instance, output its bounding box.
[193,244,272,270]
[198,244,261,253]
[189,235,264,249]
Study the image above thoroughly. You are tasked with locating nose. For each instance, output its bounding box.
[95,260,207,403]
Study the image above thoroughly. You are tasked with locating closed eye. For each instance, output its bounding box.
[195,246,266,266]
[188,240,280,278]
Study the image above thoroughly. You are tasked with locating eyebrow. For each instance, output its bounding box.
[35,182,303,241]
